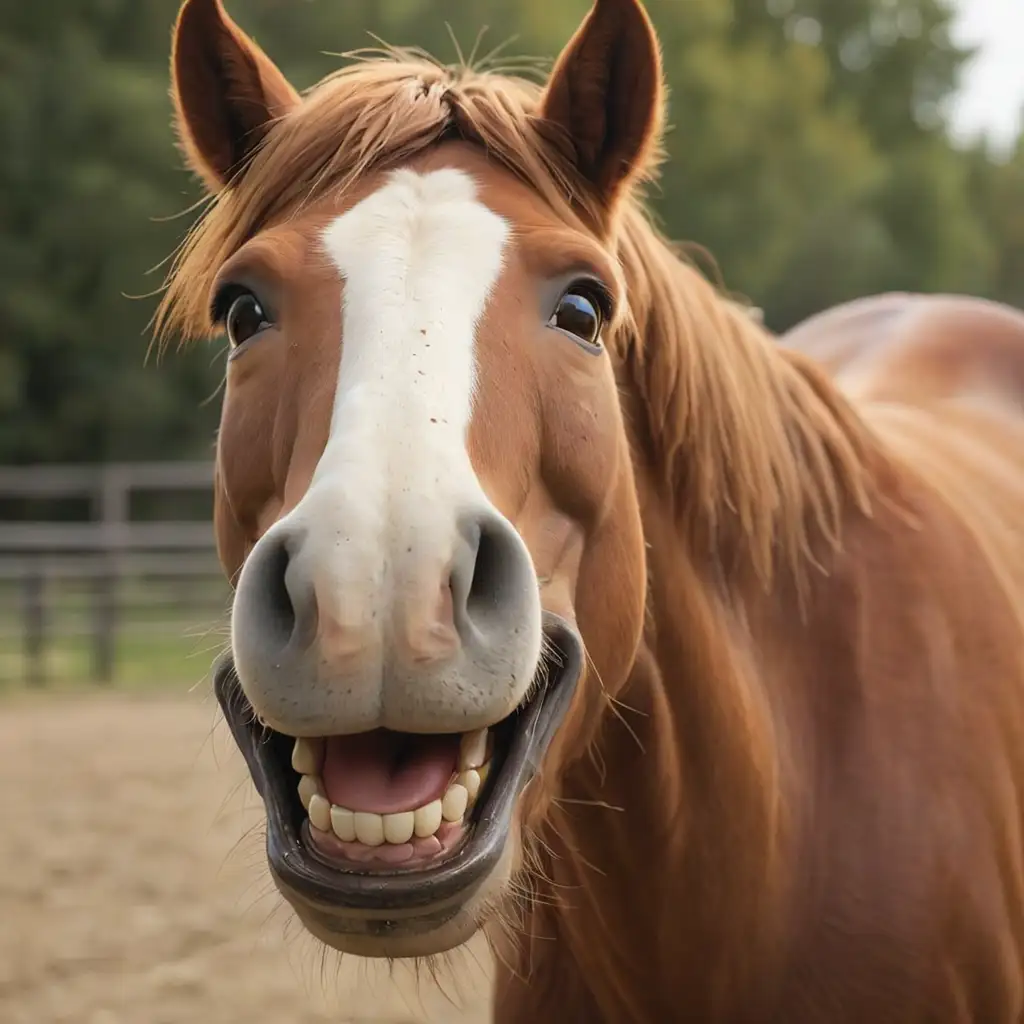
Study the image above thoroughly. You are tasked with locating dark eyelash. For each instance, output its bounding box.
[210,284,249,326]
[574,279,614,320]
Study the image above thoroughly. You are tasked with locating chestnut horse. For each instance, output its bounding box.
[160,0,1024,1019]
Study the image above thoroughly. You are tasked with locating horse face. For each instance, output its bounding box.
[168,0,661,957]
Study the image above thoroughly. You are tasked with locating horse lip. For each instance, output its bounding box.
[212,611,584,920]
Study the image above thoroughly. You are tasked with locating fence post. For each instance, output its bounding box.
[22,563,46,687]
[92,465,128,684]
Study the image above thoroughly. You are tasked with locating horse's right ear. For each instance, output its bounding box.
[540,0,664,217]
[171,0,300,193]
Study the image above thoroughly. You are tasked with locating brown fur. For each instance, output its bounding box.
[163,0,1024,1019]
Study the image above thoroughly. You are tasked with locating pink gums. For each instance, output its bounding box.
[309,820,467,868]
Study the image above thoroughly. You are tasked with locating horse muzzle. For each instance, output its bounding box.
[212,611,584,957]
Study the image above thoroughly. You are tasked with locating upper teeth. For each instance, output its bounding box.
[290,729,491,848]
[292,736,324,776]
[459,729,488,769]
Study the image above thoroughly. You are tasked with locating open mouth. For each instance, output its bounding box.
[213,612,583,947]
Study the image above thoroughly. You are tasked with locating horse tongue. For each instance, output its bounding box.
[321,729,460,815]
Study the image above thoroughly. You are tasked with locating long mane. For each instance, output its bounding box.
[158,48,876,583]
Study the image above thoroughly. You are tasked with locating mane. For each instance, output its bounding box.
[157,48,875,584]
[612,205,876,585]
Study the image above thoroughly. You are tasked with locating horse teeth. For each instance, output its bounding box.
[330,805,356,842]
[297,773,324,810]
[354,812,385,847]
[441,783,469,822]
[296,751,491,847]
[413,799,443,837]
[459,768,481,800]
[308,793,332,832]
[459,728,488,769]
[383,811,415,845]
[291,737,324,775]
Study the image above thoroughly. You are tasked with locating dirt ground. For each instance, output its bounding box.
[0,690,493,1024]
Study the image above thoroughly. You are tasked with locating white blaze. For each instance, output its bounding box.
[303,167,509,645]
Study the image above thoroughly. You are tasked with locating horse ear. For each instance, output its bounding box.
[540,0,664,212]
[171,0,300,192]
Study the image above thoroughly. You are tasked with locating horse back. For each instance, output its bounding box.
[782,293,1024,594]
[772,294,1024,1019]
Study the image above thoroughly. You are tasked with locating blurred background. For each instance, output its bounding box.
[0,0,1021,1020]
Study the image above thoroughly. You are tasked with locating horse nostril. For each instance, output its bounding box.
[235,526,311,658]
[467,522,502,616]
[452,512,534,642]
[263,534,297,644]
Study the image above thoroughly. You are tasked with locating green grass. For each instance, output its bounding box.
[0,575,231,692]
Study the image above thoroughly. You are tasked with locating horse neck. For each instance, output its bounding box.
[518,222,879,1014]
[521,519,802,1016]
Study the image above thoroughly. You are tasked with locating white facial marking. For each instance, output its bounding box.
[309,169,509,652]
[314,167,508,582]
[322,168,507,448]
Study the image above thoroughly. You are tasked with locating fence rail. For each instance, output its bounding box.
[0,522,215,551]
[0,462,224,687]
[0,460,213,496]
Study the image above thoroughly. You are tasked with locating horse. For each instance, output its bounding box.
[159,0,1024,1019]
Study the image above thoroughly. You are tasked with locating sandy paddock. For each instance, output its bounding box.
[0,691,492,1023]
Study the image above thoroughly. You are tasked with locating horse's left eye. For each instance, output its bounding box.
[549,288,604,349]
[225,291,270,349]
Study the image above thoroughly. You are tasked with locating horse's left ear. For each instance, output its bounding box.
[540,0,664,214]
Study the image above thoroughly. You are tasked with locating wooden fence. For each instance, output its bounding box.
[0,462,227,686]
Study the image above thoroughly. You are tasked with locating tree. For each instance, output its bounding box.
[0,3,222,463]
[965,137,1024,311]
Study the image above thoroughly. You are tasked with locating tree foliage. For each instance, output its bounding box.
[0,0,1018,463]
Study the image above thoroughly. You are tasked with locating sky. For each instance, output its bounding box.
[948,0,1024,153]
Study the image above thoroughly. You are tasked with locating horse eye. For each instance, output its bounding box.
[549,288,604,349]
[225,291,270,349]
